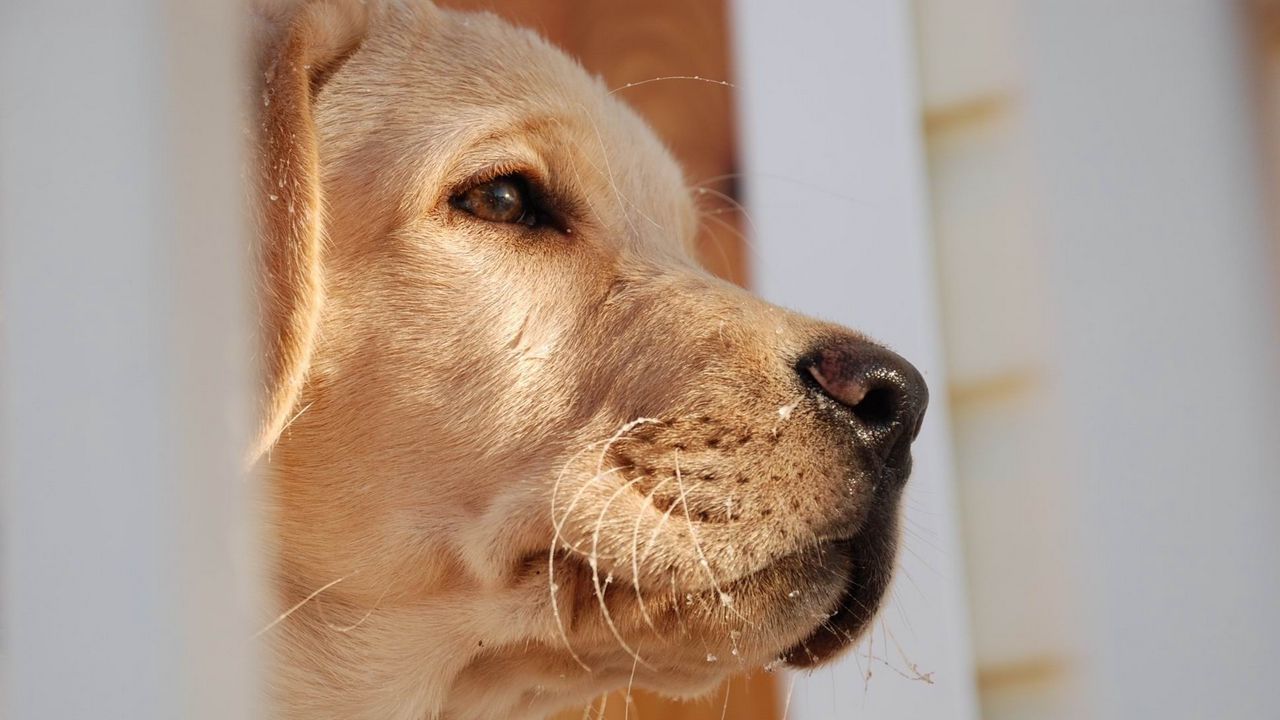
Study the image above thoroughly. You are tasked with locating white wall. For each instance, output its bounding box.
[1022,3,1280,718]
[731,2,979,718]
[914,1,1084,716]
[0,2,260,718]
[917,1,1280,718]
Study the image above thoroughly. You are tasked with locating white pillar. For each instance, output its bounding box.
[0,2,259,718]
[1021,2,1280,718]
[731,2,979,718]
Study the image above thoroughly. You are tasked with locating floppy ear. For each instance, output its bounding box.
[250,1,368,462]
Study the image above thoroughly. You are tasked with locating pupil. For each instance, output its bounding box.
[486,181,521,219]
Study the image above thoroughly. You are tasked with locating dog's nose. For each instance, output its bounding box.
[798,339,928,470]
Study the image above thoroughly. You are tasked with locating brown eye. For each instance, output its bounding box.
[453,175,544,228]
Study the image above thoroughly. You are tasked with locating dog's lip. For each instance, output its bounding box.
[779,509,898,668]
[779,547,875,668]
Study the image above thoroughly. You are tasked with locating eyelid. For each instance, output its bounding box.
[463,162,542,189]
[454,167,573,233]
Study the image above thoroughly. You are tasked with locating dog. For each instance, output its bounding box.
[250,2,928,718]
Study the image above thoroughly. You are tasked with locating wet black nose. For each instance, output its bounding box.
[798,339,929,470]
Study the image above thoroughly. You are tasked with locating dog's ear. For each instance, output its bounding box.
[250,1,368,462]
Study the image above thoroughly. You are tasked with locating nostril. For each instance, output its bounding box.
[805,363,865,408]
[805,363,899,428]
[852,384,899,428]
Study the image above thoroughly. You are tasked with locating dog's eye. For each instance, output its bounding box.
[453,175,546,228]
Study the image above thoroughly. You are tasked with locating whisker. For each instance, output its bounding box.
[609,75,734,94]
[695,170,872,206]
[278,400,314,438]
[548,467,624,672]
[897,565,925,599]
[254,574,348,638]
[590,474,655,670]
[693,185,759,241]
[550,432,627,553]
[553,467,624,555]
[638,491,680,567]
[322,582,390,633]
[699,209,755,256]
[884,623,934,684]
[888,587,916,638]
[546,418,662,672]
[672,452,753,627]
[719,677,732,720]
[669,572,691,638]
[694,213,741,283]
[594,417,661,479]
[624,642,643,720]
[781,673,797,720]
[575,101,642,242]
[631,476,674,633]
[837,609,934,685]
[897,539,940,578]
[904,514,939,538]
[864,620,875,691]
[900,523,944,555]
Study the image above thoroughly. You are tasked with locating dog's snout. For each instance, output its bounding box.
[799,340,929,468]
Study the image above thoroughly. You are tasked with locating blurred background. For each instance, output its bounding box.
[3,1,1278,719]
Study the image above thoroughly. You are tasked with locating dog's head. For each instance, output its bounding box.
[253,2,927,717]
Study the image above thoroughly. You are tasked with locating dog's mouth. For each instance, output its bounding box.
[550,410,912,671]
[779,510,899,668]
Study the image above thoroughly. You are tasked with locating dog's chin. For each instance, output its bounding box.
[779,531,899,668]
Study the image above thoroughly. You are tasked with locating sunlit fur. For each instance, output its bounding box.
[251,2,906,718]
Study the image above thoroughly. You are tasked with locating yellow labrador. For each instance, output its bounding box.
[251,2,927,718]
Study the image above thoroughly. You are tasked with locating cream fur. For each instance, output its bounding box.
[251,2,915,718]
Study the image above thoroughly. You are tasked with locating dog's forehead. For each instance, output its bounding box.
[347,4,697,244]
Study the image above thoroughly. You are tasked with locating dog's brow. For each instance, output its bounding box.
[428,115,575,192]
